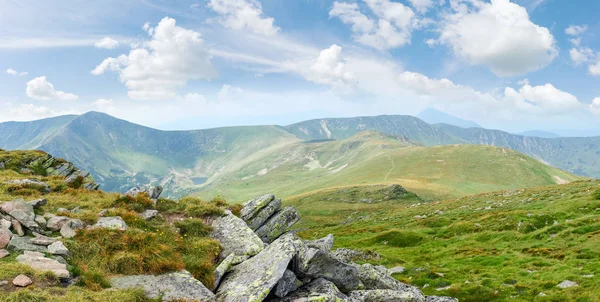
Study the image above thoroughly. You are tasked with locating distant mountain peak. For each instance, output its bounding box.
[416,108,481,129]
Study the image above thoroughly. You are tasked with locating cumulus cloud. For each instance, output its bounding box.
[301,44,356,92]
[565,25,587,37]
[564,24,600,74]
[207,0,279,36]
[408,0,434,13]
[570,48,594,66]
[217,84,244,101]
[26,76,78,101]
[590,61,600,76]
[504,83,582,114]
[590,97,600,115]
[94,37,119,49]
[330,0,422,50]
[6,68,28,76]
[91,17,216,100]
[436,0,557,76]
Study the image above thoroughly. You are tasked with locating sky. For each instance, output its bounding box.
[1,0,600,133]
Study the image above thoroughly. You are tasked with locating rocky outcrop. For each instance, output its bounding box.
[425,297,458,302]
[274,269,302,298]
[255,207,300,243]
[274,278,348,302]
[16,251,70,279]
[7,236,48,253]
[358,263,423,299]
[110,270,216,302]
[0,198,43,234]
[247,198,282,231]
[211,210,264,260]
[126,185,163,200]
[216,233,297,301]
[349,289,425,302]
[294,245,362,293]
[240,194,275,221]
[304,234,335,252]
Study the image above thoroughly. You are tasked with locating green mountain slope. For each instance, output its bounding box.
[287,180,600,301]
[197,131,581,201]
[0,115,78,150]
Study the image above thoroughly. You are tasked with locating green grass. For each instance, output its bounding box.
[287,181,600,301]
[198,132,583,202]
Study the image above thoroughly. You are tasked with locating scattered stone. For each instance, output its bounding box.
[274,278,348,302]
[111,270,215,302]
[98,209,108,217]
[246,198,282,231]
[538,292,547,297]
[46,215,72,231]
[349,289,425,301]
[57,208,69,213]
[216,233,297,301]
[7,236,48,253]
[0,281,7,286]
[60,224,77,239]
[210,210,264,260]
[94,216,128,230]
[330,248,381,264]
[16,251,70,279]
[582,274,594,278]
[255,206,300,243]
[54,256,68,265]
[304,234,335,252]
[125,185,163,200]
[12,274,33,287]
[0,249,9,258]
[30,234,57,246]
[27,198,47,209]
[388,266,405,275]
[140,209,159,221]
[358,263,424,299]
[426,296,459,302]
[34,215,47,228]
[5,179,49,193]
[1,199,43,234]
[557,280,578,289]
[240,194,275,221]
[48,241,71,257]
[274,269,302,298]
[436,286,451,291]
[11,219,25,236]
[0,228,11,248]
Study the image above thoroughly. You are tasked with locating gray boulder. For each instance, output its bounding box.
[294,242,362,293]
[94,216,128,230]
[0,228,11,249]
[16,251,70,279]
[0,249,9,258]
[30,234,57,246]
[358,264,424,299]
[27,198,47,209]
[557,280,578,289]
[125,185,163,200]
[274,269,303,298]
[34,215,46,228]
[349,290,425,302]
[48,241,71,257]
[304,234,335,252]
[213,253,238,291]
[1,199,43,233]
[46,215,72,231]
[0,218,11,229]
[140,209,159,221]
[425,297,458,302]
[110,270,215,302]
[274,278,349,302]
[7,236,48,253]
[216,233,297,301]
[211,211,264,260]
[240,194,275,221]
[246,198,282,231]
[255,207,300,243]
[11,219,24,236]
[330,248,381,264]
[12,274,33,287]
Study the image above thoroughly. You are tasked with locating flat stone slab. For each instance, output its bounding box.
[93,216,128,230]
[211,211,264,259]
[7,236,48,253]
[16,251,70,279]
[110,270,215,302]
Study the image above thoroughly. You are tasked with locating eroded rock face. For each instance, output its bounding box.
[16,251,70,279]
[94,216,128,230]
[211,211,264,260]
[216,233,297,301]
[294,245,362,293]
[255,207,300,243]
[110,270,216,302]
[304,234,335,252]
[349,289,425,302]
[246,198,282,231]
[274,269,302,298]
[274,278,348,302]
[240,194,275,221]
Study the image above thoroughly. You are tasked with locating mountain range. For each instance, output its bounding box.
[0,111,595,200]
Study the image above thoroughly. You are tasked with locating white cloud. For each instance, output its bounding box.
[569,47,594,66]
[590,97,600,115]
[330,0,421,50]
[26,76,78,101]
[590,61,600,76]
[6,68,28,76]
[565,25,587,36]
[301,44,356,92]
[504,83,583,114]
[94,37,119,49]
[91,17,216,100]
[207,0,279,36]
[408,0,434,13]
[217,84,244,101]
[93,98,117,114]
[437,0,557,76]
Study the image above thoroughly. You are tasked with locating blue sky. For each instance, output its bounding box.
[1,0,599,133]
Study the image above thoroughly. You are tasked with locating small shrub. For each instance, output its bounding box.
[174,219,213,237]
[156,198,185,213]
[186,203,223,217]
[112,194,154,213]
[30,162,48,176]
[593,189,600,200]
[67,176,85,189]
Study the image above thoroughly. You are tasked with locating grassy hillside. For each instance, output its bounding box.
[288,181,600,301]
[197,132,582,202]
